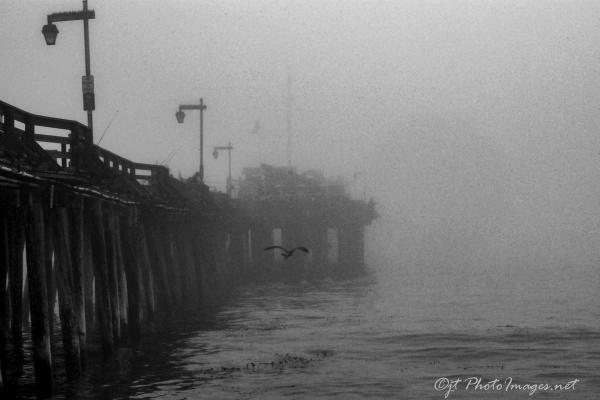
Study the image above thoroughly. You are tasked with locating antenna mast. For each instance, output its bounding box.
[286,70,292,168]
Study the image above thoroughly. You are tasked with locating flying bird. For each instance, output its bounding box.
[264,245,310,259]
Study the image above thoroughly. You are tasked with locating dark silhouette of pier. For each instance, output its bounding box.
[0,99,376,398]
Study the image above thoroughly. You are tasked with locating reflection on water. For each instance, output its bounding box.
[38,260,600,399]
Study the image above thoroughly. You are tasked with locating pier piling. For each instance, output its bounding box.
[25,192,53,397]
[9,208,25,373]
[89,202,114,355]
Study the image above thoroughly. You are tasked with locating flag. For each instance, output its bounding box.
[250,120,260,135]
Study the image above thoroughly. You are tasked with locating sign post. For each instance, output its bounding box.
[82,75,95,111]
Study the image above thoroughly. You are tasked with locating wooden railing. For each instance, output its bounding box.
[0,99,91,170]
[0,99,171,191]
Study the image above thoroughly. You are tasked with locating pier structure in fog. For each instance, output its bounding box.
[0,99,376,397]
[238,164,377,269]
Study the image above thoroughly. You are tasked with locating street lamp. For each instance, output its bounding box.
[213,142,234,196]
[176,98,207,182]
[42,0,96,137]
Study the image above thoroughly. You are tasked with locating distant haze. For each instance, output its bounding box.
[2,1,600,272]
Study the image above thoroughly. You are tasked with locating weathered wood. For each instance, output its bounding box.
[88,203,114,355]
[201,226,220,301]
[162,225,182,305]
[211,227,227,292]
[104,209,121,344]
[44,208,56,349]
[120,211,141,344]
[21,279,29,329]
[137,223,155,319]
[82,225,95,331]
[8,210,25,370]
[187,229,206,303]
[146,269,156,317]
[145,222,172,310]
[113,216,128,343]
[174,230,189,304]
[69,201,87,365]
[25,194,53,397]
[118,267,129,342]
[0,214,9,387]
[54,207,81,377]
[167,229,185,305]
[189,230,208,303]
[137,263,149,322]
[177,230,199,306]
[121,209,142,345]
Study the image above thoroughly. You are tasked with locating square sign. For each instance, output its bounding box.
[83,93,95,111]
[82,75,94,94]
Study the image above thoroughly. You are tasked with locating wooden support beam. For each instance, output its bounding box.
[69,200,87,365]
[189,229,209,304]
[25,193,53,398]
[82,223,95,332]
[113,216,128,344]
[0,215,9,388]
[178,230,200,306]
[137,223,154,320]
[120,211,141,344]
[206,228,221,294]
[166,230,184,305]
[8,209,25,372]
[88,202,114,355]
[21,279,30,330]
[44,208,56,354]
[201,225,222,302]
[104,208,121,345]
[184,230,204,305]
[145,222,172,311]
[54,207,81,377]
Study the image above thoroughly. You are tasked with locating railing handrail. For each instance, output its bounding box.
[0,99,91,139]
[0,99,214,207]
[1,100,167,184]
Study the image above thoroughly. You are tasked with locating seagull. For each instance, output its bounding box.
[264,245,310,259]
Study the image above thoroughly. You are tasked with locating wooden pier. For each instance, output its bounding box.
[0,99,376,398]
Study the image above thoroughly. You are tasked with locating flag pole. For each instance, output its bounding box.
[252,120,261,165]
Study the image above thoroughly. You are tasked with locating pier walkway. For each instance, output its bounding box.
[0,99,376,398]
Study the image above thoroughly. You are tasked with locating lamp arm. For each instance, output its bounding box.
[179,104,207,111]
[47,10,95,23]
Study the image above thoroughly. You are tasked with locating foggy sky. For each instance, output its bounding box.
[3,0,600,269]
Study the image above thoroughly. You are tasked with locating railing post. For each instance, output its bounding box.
[70,125,80,170]
[25,114,35,143]
[61,142,67,167]
[3,108,14,136]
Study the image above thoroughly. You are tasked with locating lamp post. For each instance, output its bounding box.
[42,0,96,138]
[213,142,234,196]
[176,98,207,182]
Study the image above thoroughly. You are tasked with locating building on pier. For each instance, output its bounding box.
[238,163,378,272]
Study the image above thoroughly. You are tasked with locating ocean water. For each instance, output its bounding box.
[63,258,600,400]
